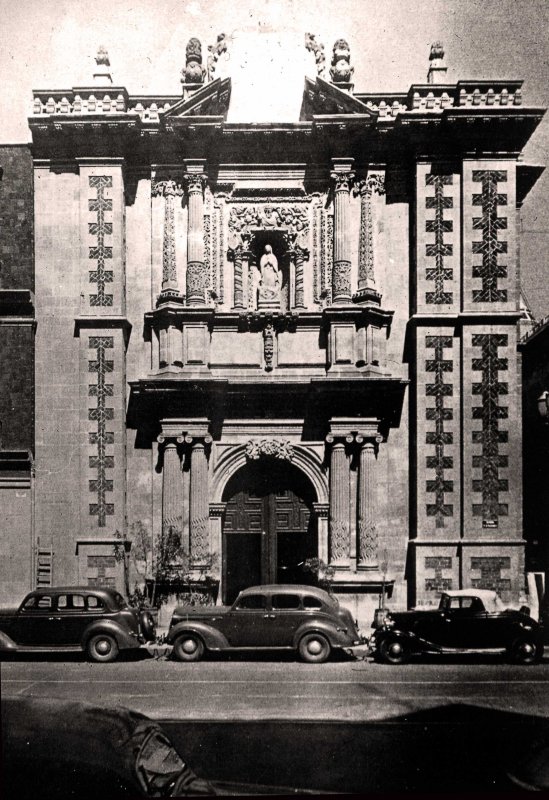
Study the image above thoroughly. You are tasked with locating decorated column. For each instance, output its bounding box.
[153,179,184,303]
[184,160,208,305]
[187,433,212,564]
[353,173,384,304]
[357,436,382,567]
[330,158,355,304]
[229,245,244,309]
[326,434,351,564]
[157,435,184,540]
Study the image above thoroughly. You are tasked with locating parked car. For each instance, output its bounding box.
[371,589,544,665]
[167,584,363,663]
[0,587,155,662]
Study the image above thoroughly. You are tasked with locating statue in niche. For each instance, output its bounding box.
[258,244,281,308]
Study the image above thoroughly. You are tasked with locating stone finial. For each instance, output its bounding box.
[305,33,326,78]
[329,38,354,85]
[93,45,113,85]
[427,41,447,84]
[182,37,206,86]
[207,33,227,82]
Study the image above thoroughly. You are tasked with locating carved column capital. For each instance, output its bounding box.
[183,172,208,195]
[330,169,356,193]
[152,178,184,198]
[354,172,385,198]
[157,433,185,446]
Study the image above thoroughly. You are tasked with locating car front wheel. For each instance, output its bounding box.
[508,638,543,665]
[87,634,119,663]
[378,636,411,665]
[173,633,205,662]
[298,633,331,663]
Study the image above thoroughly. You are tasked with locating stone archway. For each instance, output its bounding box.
[221,458,319,604]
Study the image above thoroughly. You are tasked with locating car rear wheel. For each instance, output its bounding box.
[509,638,543,665]
[378,636,411,665]
[87,634,119,663]
[173,633,205,662]
[298,633,331,663]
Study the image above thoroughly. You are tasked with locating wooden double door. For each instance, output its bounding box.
[222,462,317,604]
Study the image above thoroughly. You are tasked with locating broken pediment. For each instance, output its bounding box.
[162,77,231,121]
[300,76,377,121]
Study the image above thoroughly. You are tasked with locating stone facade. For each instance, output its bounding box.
[6,39,544,622]
[0,145,35,602]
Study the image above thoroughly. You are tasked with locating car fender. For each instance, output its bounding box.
[167,621,229,651]
[81,620,138,651]
[292,620,352,649]
[0,630,18,651]
[373,628,428,653]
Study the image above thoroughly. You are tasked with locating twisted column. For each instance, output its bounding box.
[357,437,381,567]
[326,434,351,563]
[157,435,184,543]
[294,246,308,309]
[229,246,244,309]
[187,434,212,564]
[184,164,207,305]
[330,159,355,304]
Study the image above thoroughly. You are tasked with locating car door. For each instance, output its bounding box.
[223,593,275,647]
[13,594,60,645]
[269,593,304,646]
[53,593,105,645]
[439,597,487,648]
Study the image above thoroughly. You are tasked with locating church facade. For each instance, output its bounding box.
[7,35,544,623]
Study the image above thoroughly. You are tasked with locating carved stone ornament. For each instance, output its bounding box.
[151,179,184,198]
[245,439,295,461]
[182,37,206,85]
[207,33,228,82]
[329,38,354,83]
[355,173,385,197]
[184,172,207,194]
[95,46,110,67]
[228,205,309,238]
[263,323,275,370]
[305,33,326,78]
[330,170,355,193]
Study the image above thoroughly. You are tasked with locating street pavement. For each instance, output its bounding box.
[2,650,549,721]
[4,653,549,792]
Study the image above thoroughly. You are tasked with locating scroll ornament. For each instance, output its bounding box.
[245,439,295,461]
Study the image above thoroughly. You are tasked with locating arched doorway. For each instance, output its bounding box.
[222,460,318,604]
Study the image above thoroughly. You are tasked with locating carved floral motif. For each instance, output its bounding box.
[228,205,309,237]
[245,439,295,461]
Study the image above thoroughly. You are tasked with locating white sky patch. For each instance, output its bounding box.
[186,1,202,17]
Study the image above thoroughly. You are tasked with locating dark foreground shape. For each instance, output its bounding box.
[1,697,215,799]
[1,698,326,798]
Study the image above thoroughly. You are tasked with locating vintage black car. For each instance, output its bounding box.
[167,584,363,663]
[371,589,544,665]
[0,587,155,662]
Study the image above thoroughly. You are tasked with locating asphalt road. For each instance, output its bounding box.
[2,650,549,721]
[4,653,549,792]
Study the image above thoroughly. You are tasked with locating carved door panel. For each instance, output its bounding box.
[223,467,316,604]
